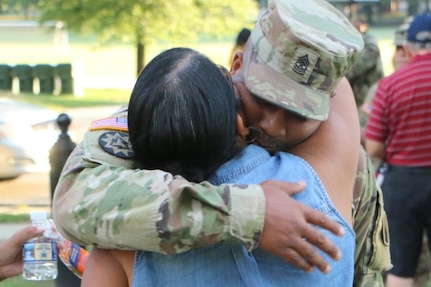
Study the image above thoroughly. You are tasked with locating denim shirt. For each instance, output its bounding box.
[133,144,355,287]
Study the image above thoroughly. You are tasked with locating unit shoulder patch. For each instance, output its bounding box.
[98,131,135,159]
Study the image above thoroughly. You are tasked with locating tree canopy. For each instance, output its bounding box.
[37,0,258,74]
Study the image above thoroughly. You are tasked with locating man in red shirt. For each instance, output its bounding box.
[365,14,431,287]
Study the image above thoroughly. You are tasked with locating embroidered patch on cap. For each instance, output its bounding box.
[287,45,319,83]
[98,131,135,159]
[91,117,128,132]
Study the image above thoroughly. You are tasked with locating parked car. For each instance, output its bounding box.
[0,98,59,180]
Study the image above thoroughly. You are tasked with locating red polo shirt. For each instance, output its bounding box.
[365,52,431,167]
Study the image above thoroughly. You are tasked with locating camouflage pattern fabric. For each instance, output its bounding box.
[52,105,265,253]
[243,0,364,121]
[352,146,392,287]
[346,33,384,109]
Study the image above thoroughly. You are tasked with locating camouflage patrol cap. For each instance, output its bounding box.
[243,0,364,121]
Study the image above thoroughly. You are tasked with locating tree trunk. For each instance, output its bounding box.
[136,42,145,76]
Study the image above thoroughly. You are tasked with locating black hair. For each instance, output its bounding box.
[235,28,251,46]
[128,47,239,182]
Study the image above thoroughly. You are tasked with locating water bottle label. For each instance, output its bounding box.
[59,240,89,278]
[23,242,58,262]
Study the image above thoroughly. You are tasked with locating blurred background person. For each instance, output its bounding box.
[346,19,384,134]
[365,14,431,287]
[361,16,431,287]
[360,18,411,146]
[228,27,251,66]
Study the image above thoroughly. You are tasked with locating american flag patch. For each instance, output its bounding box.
[90,117,128,132]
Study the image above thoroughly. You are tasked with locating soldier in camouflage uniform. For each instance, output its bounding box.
[52,0,391,286]
[231,2,391,283]
[346,20,384,132]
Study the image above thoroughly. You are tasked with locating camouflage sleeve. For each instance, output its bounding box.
[52,109,265,253]
[352,146,392,287]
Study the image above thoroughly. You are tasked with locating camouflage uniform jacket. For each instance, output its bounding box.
[346,33,384,109]
[53,107,391,286]
[352,146,392,287]
[52,105,265,253]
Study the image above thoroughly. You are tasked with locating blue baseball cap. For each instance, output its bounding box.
[407,14,431,43]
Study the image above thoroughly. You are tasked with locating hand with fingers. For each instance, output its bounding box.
[259,180,344,274]
[0,226,45,281]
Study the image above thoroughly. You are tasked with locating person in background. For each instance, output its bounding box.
[360,19,411,147]
[346,19,384,133]
[361,18,411,123]
[228,28,251,66]
[0,226,44,282]
[365,13,431,287]
[362,16,431,287]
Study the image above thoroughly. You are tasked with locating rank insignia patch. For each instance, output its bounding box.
[98,131,135,159]
[293,55,310,75]
[288,45,319,83]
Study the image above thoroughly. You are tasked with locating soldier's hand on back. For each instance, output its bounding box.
[259,180,344,274]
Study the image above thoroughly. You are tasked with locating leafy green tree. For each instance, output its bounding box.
[0,0,39,17]
[37,0,257,75]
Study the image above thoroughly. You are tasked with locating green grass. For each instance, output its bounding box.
[0,277,54,287]
[2,88,130,110]
[0,214,30,223]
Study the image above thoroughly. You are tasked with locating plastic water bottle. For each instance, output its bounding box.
[58,238,89,278]
[22,211,58,280]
